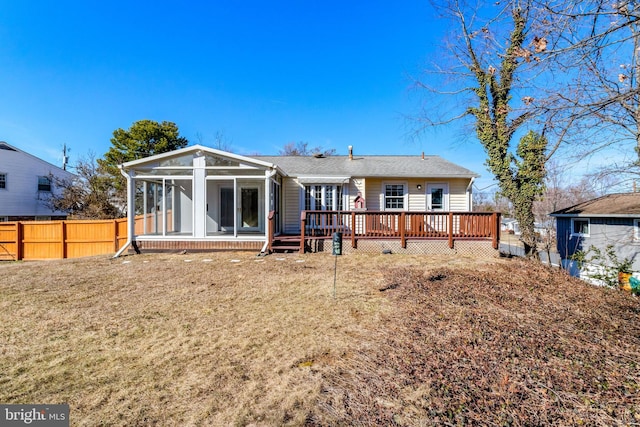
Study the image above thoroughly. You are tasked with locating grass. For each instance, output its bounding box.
[0,252,638,426]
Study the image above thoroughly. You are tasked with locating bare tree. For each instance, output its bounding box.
[279,141,336,156]
[45,154,122,219]
[418,0,548,256]
[196,130,234,152]
[532,0,640,183]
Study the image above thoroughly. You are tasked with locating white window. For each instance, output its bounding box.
[571,218,590,237]
[0,173,6,189]
[38,176,51,192]
[304,185,344,211]
[383,182,407,210]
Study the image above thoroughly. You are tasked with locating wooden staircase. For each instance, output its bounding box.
[270,235,302,253]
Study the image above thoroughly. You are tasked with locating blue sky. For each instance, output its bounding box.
[0,1,497,190]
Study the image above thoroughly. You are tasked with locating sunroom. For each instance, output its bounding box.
[118,145,281,253]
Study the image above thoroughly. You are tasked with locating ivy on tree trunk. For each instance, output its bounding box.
[466,7,546,257]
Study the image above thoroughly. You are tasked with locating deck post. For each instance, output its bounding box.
[351,212,356,248]
[300,211,306,253]
[267,211,275,253]
[492,212,500,250]
[400,212,406,248]
[448,212,454,249]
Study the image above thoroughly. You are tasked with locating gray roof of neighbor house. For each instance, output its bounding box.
[255,154,479,178]
[550,193,640,217]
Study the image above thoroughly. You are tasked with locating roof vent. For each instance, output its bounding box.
[313,152,325,158]
[348,145,353,160]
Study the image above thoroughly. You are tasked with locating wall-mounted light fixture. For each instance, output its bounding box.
[417,184,422,190]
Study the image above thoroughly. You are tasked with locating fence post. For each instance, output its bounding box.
[61,221,67,259]
[448,212,454,249]
[16,222,23,261]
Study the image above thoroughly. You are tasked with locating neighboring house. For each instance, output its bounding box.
[0,141,75,221]
[502,218,520,235]
[550,192,640,278]
[117,145,501,255]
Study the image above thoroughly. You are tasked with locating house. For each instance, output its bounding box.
[501,218,520,235]
[116,145,501,256]
[0,141,75,221]
[550,192,640,279]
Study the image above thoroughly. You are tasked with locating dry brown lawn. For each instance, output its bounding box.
[0,251,638,426]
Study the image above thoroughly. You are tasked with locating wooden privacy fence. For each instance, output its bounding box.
[0,219,129,261]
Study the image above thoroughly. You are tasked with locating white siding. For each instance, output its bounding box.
[365,178,382,210]
[282,177,302,234]
[446,179,471,211]
[347,178,365,209]
[408,179,426,211]
[0,146,75,217]
[358,177,471,212]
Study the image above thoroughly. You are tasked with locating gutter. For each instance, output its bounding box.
[113,165,133,258]
[466,177,475,210]
[261,168,279,254]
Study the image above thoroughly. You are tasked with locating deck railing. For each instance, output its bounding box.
[299,210,501,252]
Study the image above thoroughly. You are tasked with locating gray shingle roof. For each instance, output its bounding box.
[255,155,479,178]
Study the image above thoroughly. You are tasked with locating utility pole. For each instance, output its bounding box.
[62,143,69,171]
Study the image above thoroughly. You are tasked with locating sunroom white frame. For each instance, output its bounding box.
[117,145,282,255]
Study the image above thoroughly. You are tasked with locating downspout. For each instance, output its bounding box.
[261,168,279,254]
[114,165,134,258]
[466,177,475,211]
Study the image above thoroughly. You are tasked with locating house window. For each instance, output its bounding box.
[35,216,51,221]
[571,218,590,237]
[634,219,640,241]
[0,173,6,189]
[304,185,344,211]
[38,176,51,192]
[0,217,8,222]
[383,183,406,210]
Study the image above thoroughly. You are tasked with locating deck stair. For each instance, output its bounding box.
[270,235,302,253]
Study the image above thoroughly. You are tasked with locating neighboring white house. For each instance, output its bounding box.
[0,141,75,221]
[116,145,502,256]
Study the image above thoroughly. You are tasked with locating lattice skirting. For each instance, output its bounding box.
[308,239,499,258]
[133,240,263,252]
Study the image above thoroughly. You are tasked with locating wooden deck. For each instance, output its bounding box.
[268,210,501,254]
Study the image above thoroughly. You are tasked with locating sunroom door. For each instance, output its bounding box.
[240,187,260,231]
[220,187,234,232]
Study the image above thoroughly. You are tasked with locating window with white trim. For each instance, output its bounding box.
[304,185,344,211]
[571,218,590,237]
[383,182,407,210]
[38,176,51,192]
[0,173,6,189]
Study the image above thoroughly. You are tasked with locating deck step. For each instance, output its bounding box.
[270,235,302,253]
